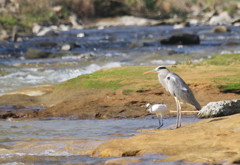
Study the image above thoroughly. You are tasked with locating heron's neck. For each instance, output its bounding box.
[148,105,153,112]
[158,69,169,79]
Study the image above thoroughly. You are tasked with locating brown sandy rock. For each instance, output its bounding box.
[212,26,231,33]
[92,114,240,164]
[104,158,140,165]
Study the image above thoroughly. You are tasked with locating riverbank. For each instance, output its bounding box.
[1,0,240,40]
[0,54,239,164]
[92,113,240,164]
[0,53,239,119]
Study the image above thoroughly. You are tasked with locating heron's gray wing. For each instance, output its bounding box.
[164,72,201,110]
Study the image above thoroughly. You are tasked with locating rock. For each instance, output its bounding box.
[198,100,240,118]
[222,41,240,46]
[94,16,160,27]
[24,48,51,59]
[160,33,200,45]
[173,22,190,29]
[211,26,231,33]
[201,11,217,24]
[0,29,9,40]
[38,41,58,48]
[52,5,62,13]
[0,105,42,119]
[77,33,85,38]
[209,12,232,25]
[61,44,71,51]
[32,23,42,34]
[104,158,140,165]
[232,22,240,26]
[37,26,59,37]
[92,114,240,163]
[189,19,199,25]
[59,24,70,31]
[11,25,18,42]
[69,14,83,29]
[36,27,52,36]
[232,18,240,26]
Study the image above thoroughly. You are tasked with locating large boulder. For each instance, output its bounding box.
[208,12,232,25]
[160,33,200,45]
[198,100,240,118]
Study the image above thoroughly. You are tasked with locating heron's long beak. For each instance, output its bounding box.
[143,70,156,74]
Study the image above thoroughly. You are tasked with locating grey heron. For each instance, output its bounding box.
[146,103,169,129]
[145,66,201,128]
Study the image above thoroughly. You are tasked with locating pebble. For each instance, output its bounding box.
[61,44,71,51]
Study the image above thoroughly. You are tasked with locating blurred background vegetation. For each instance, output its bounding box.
[0,0,240,33]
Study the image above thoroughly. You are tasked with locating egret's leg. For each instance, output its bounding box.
[176,99,182,128]
[174,97,180,128]
[157,114,163,129]
[161,114,163,127]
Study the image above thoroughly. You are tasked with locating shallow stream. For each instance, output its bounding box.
[0,117,200,164]
[0,24,237,164]
[1,25,240,93]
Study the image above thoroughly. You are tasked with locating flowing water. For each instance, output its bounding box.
[0,25,239,164]
[0,117,200,164]
[1,25,240,93]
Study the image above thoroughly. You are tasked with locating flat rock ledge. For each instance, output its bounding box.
[198,99,240,118]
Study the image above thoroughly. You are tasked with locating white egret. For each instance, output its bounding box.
[146,103,169,129]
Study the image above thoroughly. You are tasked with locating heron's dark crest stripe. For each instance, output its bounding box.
[158,66,167,70]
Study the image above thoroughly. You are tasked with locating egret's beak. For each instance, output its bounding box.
[145,104,151,112]
[143,70,156,74]
[145,108,150,113]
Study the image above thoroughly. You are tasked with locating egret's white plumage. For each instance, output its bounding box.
[146,103,169,129]
[145,66,201,128]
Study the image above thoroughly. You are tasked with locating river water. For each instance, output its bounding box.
[1,25,240,93]
[0,117,200,164]
[0,25,239,164]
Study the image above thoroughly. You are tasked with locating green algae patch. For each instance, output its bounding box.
[199,53,240,65]
[57,66,157,91]
[197,53,240,92]
[56,59,240,94]
[80,80,123,90]
[218,83,240,92]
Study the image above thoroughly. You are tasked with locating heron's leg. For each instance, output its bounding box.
[174,97,180,128]
[157,114,163,129]
[176,99,182,128]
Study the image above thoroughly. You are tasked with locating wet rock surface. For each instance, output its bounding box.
[0,105,42,119]
[92,114,240,164]
[160,33,200,45]
[211,25,231,33]
[198,99,240,118]
[24,48,52,59]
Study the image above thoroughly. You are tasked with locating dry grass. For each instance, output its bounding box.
[17,0,52,15]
